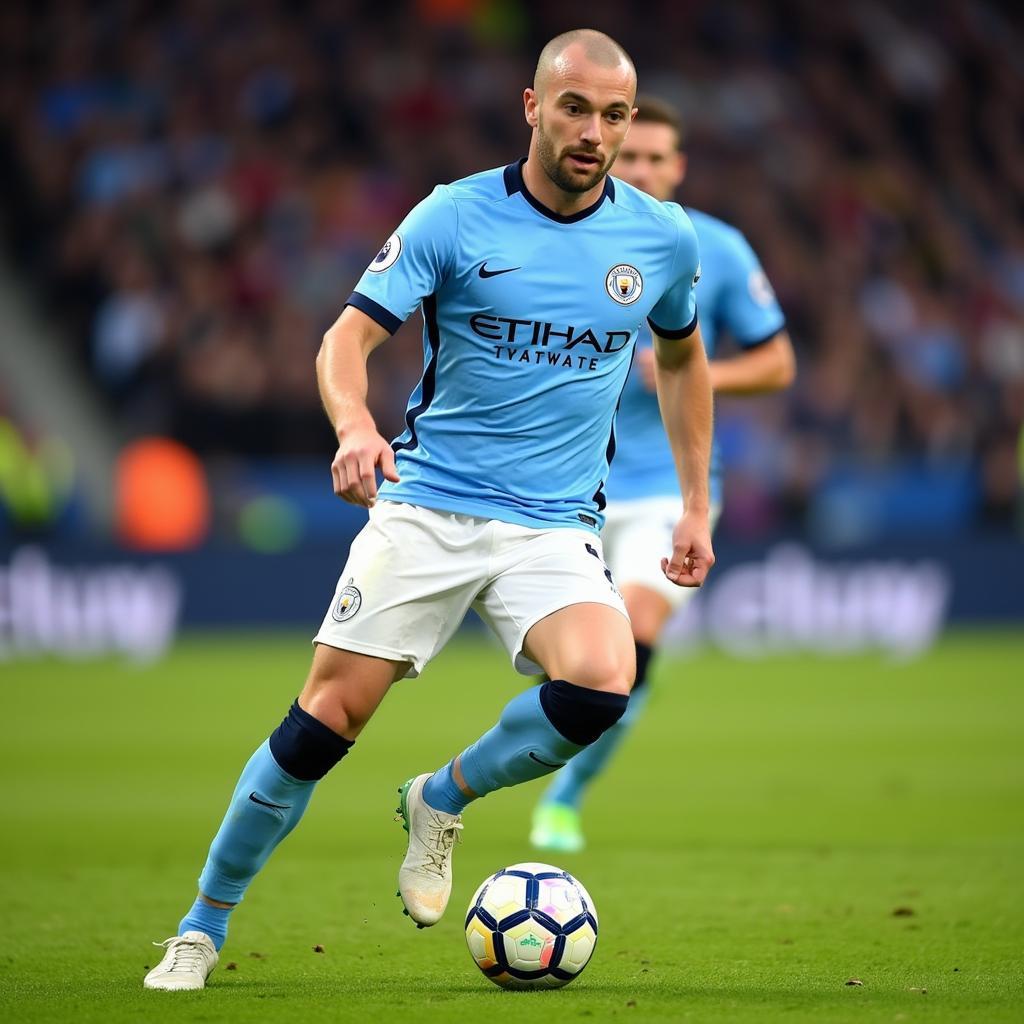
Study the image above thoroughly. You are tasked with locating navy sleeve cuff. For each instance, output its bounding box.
[647,307,699,340]
[737,322,787,349]
[345,291,403,335]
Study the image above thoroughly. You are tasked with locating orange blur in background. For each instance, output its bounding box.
[115,438,210,551]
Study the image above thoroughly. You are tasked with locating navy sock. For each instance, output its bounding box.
[269,700,354,781]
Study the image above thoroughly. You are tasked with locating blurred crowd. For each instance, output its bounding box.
[1,0,1022,535]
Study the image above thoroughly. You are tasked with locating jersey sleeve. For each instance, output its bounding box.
[718,229,786,346]
[647,204,701,340]
[345,185,458,334]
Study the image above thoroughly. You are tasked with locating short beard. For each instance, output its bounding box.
[536,120,609,194]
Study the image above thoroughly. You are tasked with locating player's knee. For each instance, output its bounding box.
[300,661,370,737]
[300,675,365,737]
[539,679,629,747]
[551,646,635,695]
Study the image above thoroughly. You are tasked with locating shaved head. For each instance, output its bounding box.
[534,29,636,99]
[522,28,638,208]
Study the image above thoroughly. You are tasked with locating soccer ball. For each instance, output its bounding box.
[464,861,598,989]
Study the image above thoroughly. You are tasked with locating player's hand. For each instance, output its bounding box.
[637,347,658,392]
[331,427,400,508]
[661,510,715,587]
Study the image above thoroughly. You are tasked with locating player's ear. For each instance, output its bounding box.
[524,88,539,128]
[620,107,638,140]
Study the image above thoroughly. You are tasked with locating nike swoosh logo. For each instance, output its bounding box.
[479,263,521,278]
[248,792,291,810]
[528,751,565,769]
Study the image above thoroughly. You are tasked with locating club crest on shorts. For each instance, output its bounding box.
[368,233,402,273]
[331,578,362,622]
[606,264,643,305]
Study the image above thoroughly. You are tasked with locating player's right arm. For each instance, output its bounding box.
[317,184,458,508]
[317,308,398,508]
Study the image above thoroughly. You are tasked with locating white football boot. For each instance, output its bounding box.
[396,773,463,927]
[144,930,218,990]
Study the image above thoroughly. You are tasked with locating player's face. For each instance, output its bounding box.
[612,122,686,202]
[526,62,636,194]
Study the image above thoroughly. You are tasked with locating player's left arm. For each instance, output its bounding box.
[709,235,795,394]
[648,205,715,587]
[652,324,715,588]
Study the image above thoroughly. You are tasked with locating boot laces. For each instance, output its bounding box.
[152,936,208,974]
[424,816,463,875]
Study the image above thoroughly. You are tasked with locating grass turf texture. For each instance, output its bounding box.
[1,630,1022,1023]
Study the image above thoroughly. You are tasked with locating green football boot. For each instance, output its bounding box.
[529,802,585,853]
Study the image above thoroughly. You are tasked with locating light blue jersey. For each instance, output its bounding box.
[606,207,786,507]
[347,160,701,532]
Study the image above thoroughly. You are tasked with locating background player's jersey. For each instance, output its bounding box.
[606,207,786,507]
[347,160,700,532]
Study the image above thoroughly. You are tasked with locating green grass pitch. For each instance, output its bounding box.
[2,629,1022,1022]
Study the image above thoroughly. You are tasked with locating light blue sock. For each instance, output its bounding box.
[183,739,316,946]
[541,683,650,810]
[423,687,586,815]
[179,897,232,951]
[422,759,471,815]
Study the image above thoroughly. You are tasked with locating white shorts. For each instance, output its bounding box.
[602,496,721,610]
[314,501,628,679]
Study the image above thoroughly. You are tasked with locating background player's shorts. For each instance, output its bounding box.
[602,496,722,610]
[314,501,628,678]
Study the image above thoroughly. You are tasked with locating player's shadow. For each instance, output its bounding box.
[205,974,839,1009]
[209,976,498,997]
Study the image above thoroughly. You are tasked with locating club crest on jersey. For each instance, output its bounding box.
[368,233,402,273]
[606,264,643,305]
[331,578,362,622]
[748,268,775,306]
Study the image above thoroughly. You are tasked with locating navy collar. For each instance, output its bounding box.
[503,158,615,224]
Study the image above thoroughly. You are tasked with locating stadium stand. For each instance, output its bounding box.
[0,0,1020,539]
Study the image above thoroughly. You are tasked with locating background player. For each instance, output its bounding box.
[143,33,714,991]
[531,95,795,853]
